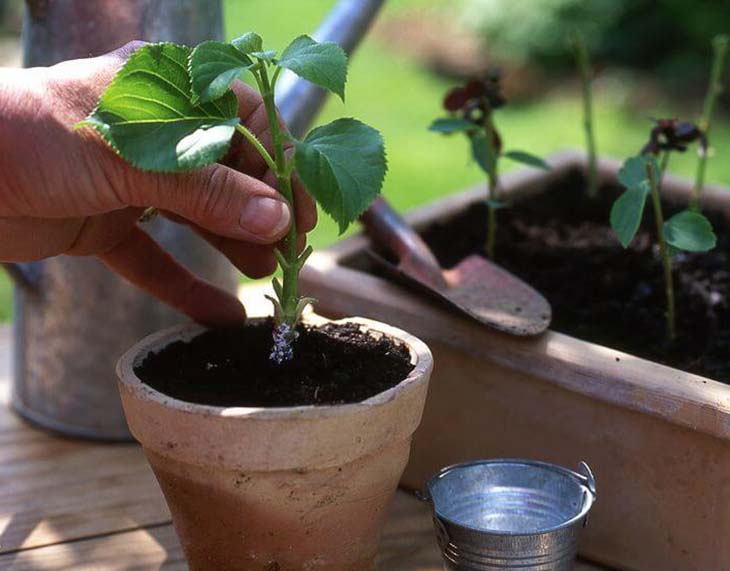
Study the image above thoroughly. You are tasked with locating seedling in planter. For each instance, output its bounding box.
[569,31,599,198]
[429,73,548,260]
[691,34,729,212]
[76,36,386,361]
[610,120,716,341]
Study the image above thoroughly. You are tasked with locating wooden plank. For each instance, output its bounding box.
[0,327,171,554]
[0,323,616,570]
[0,524,185,571]
[0,492,613,570]
[377,491,442,570]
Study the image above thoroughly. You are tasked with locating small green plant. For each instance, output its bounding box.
[76,35,386,361]
[691,34,729,212]
[429,74,548,259]
[610,119,717,341]
[568,30,599,198]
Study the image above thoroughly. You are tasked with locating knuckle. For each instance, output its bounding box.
[196,169,237,224]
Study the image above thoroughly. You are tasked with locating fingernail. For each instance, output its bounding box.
[240,197,291,239]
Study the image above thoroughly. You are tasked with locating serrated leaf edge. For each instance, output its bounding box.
[75,42,242,173]
[279,35,348,102]
[188,40,254,104]
[298,117,387,233]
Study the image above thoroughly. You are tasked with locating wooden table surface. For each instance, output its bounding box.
[0,324,609,570]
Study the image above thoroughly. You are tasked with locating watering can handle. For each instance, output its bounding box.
[360,197,447,290]
[277,0,386,136]
[2,262,36,292]
[273,0,447,290]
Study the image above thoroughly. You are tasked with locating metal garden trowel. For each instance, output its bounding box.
[360,197,552,336]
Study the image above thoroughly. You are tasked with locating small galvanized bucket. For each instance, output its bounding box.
[424,459,597,571]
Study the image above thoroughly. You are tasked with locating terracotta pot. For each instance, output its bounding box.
[116,316,432,571]
[300,150,730,571]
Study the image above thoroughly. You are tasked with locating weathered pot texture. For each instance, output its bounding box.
[300,150,730,571]
[116,316,432,571]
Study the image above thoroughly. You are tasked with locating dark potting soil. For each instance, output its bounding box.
[135,321,414,407]
[418,169,730,382]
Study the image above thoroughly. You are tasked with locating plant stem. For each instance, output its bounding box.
[256,64,301,328]
[483,116,500,260]
[571,31,599,198]
[690,34,729,212]
[659,150,670,185]
[486,202,497,260]
[234,124,276,172]
[646,158,676,341]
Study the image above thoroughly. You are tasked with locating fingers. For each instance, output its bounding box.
[132,163,292,245]
[0,216,82,261]
[226,82,317,234]
[97,226,246,327]
[46,41,147,109]
[192,227,277,279]
[160,211,308,280]
[262,163,317,234]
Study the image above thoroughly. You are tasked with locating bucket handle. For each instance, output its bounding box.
[576,461,597,498]
[576,461,597,528]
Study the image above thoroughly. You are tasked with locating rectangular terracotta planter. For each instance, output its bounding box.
[300,150,730,571]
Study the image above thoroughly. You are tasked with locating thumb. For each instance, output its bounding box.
[140,164,292,244]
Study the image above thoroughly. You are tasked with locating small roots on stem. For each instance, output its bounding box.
[270,323,298,364]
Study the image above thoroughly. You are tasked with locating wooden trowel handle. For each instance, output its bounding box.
[360,197,448,290]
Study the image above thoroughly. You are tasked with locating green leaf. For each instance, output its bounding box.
[429,117,476,134]
[664,210,717,252]
[278,35,347,100]
[232,32,263,54]
[617,154,657,189]
[189,40,252,103]
[610,185,650,247]
[471,134,498,175]
[502,150,550,170]
[294,118,386,233]
[77,43,239,172]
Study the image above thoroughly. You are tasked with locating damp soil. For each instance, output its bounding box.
[392,169,729,382]
[135,321,414,407]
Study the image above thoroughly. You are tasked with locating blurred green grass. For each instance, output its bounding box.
[0,0,728,320]
[224,0,730,248]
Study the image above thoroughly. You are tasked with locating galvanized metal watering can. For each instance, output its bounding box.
[3,0,384,439]
[423,459,597,571]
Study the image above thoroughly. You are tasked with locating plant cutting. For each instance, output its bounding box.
[610,119,717,340]
[429,73,548,259]
[691,34,729,212]
[569,30,599,198]
[77,35,385,362]
[79,34,433,570]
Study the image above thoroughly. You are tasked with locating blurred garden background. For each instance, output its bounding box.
[1,0,729,320]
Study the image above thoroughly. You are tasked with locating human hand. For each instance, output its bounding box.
[0,42,316,326]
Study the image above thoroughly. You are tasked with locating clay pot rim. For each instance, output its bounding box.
[116,314,432,420]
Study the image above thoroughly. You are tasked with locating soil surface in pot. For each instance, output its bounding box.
[135,321,414,407]
[377,169,729,382]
